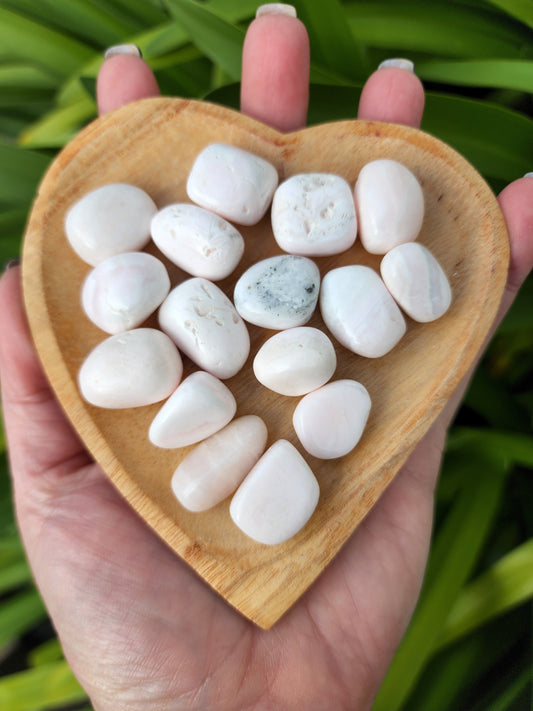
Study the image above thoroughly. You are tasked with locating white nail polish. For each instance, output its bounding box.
[104,44,142,60]
[524,172,533,178]
[256,4,297,18]
[378,58,415,73]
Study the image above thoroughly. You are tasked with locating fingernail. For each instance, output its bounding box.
[104,44,142,60]
[256,4,297,18]
[378,58,415,73]
[524,172,533,178]
[3,258,20,273]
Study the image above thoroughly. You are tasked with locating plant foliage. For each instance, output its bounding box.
[0,1,532,709]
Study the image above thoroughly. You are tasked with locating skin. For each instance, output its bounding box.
[1,12,533,711]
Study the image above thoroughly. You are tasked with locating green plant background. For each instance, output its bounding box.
[0,1,532,709]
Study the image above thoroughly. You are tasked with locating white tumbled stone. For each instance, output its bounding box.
[293,380,371,459]
[65,183,157,266]
[320,265,406,358]
[233,255,320,329]
[158,277,250,379]
[150,203,244,280]
[230,439,320,545]
[149,371,236,449]
[253,327,336,396]
[380,242,452,322]
[171,415,268,512]
[354,159,424,254]
[78,328,182,408]
[81,252,170,334]
[187,143,278,225]
[271,173,357,256]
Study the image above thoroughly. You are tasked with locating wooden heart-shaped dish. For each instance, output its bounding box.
[22,97,508,628]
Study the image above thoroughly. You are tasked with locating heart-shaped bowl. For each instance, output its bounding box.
[22,97,508,628]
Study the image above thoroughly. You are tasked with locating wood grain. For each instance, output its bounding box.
[22,97,508,628]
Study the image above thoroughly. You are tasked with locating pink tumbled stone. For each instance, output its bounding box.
[171,415,268,512]
[293,380,371,459]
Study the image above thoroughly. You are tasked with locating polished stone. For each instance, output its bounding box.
[149,370,236,449]
[380,242,452,322]
[150,203,244,280]
[158,277,250,379]
[293,379,371,459]
[171,415,268,512]
[233,254,320,329]
[78,328,182,408]
[320,265,406,357]
[354,159,424,254]
[272,173,357,256]
[65,183,157,266]
[253,326,336,396]
[81,252,170,334]
[230,439,320,545]
[187,143,278,225]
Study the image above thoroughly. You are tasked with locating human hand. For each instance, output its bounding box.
[1,7,532,711]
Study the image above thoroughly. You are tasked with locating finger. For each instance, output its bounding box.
[358,61,425,128]
[241,7,310,132]
[96,46,160,116]
[498,175,533,299]
[0,267,91,487]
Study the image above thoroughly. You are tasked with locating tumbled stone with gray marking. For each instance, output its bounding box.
[233,255,320,329]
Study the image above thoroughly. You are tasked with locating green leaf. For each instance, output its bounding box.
[373,450,509,711]
[137,22,189,59]
[484,0,533,30]
[0,0,132,47]
[417,59,533,94]
[468,665,531,711]
[344,1,528,58]
[407,611,525,711]
[435,538,533,650]
[164,0,244,81]
[293,0,368,81]
[0,142,50,205]
[19,95,96,149]
[0,660,87,711]
[497,277,533,332]
[0,559,32,595]
[463,365,529,431]
[422,93,533,184]
[0,64,56,90]
[448,428,533,468]
[0,589,47,649]
[307,83,362,125]
[28,638,64,667]
[206,0,257,21]
[0,7,94,78]
[90,0,168,28]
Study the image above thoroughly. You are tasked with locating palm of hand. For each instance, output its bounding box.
[27,431,440,710]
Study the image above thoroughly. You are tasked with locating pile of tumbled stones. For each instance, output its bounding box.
[65,143,451,546]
